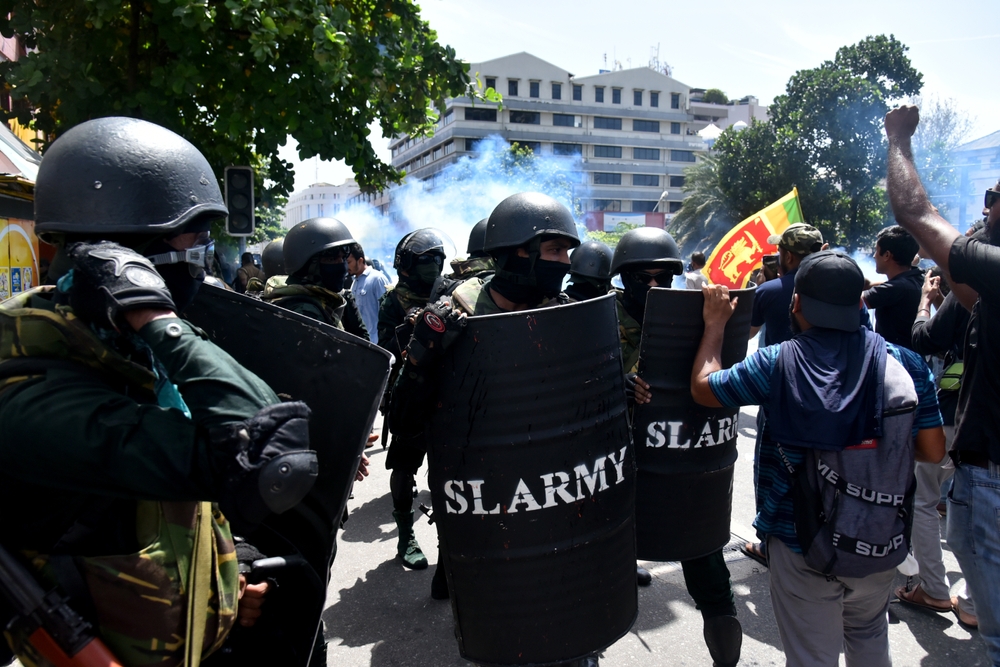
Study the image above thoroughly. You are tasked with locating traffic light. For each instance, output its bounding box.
[225,166,255,236]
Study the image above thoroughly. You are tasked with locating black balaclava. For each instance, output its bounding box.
[566,275,611,302]
[621,272,653,325]
[292,253,349,293]
[490,237,570,307]
[399,252,444,297]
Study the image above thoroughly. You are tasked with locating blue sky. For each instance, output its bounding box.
[281,0,1000,192]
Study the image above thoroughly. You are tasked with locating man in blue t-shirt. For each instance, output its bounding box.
[691,251,945,667]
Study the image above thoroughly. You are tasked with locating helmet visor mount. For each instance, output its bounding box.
[146,231,214,278]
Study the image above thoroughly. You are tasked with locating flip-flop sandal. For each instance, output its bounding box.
[740,541,768,567]
[951,596,979,629]
[894,583,951,612]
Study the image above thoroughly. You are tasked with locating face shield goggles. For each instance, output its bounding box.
[146,231,214,277]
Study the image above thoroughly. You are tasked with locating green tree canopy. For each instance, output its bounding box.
[0,0,478,198]
[695,34,923,252]
[702,88,728,105]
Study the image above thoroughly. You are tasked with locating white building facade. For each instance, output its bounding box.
[388,52,766,220]
[283,180,361,228]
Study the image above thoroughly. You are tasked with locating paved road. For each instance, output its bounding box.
[325,403,988,667]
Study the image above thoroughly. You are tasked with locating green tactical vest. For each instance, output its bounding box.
[0,287,239,667]
[614,291,643,374]
[450,276,569,317]
[449,255,495,281]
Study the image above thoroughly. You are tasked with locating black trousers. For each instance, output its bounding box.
[681,549,736,618]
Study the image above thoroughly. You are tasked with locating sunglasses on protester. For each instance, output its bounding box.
[986,189,1000,211]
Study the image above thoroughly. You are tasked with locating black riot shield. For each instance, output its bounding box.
[183,284,391,665]
[426,293,637,667]
[632,286,754,562]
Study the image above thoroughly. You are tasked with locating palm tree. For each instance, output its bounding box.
[667,155,734,253]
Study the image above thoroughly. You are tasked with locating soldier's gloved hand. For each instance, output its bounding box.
[625,373,652,405]
[63,241,176,331]
[210,401,317,534]
[405,299,466,367]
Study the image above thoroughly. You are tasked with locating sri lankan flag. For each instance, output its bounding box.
[702,188,804,289]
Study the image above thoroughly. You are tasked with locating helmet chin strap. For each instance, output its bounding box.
[494,237,542,286]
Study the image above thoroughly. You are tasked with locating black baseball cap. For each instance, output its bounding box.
[794,250,864,332]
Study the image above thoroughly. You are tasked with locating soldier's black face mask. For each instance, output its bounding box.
[533,258,570,298]
[319,259,348,292]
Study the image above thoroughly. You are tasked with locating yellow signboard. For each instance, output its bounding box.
[0,217,40,300]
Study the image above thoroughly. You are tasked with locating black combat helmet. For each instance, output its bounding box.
[261,238,285,277]
[35,117,226,241]
[283,217,356,275]
[467,218,489,258]
[610,227,684,276]
[393,228,452,272]
[570,240,613,280]
[484,192,580,254]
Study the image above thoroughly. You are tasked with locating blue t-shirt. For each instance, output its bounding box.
[750,270,797,347]
[708,341,942,552]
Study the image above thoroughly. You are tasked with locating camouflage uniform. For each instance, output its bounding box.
[0,287,272,666]
[615,290,643,375]
[447,255,495,282]
[263,280,368,340]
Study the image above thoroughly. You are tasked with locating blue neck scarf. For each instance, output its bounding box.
[769,327,886,451]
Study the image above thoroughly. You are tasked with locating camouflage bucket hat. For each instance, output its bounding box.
[767,223,824,255]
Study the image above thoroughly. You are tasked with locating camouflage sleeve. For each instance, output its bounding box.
[341,292,370,341]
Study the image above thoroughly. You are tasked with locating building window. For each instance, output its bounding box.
[594,145,622,158]
[573,85,583,101]
[465,138,480,151]
[633,174,659,186]
[592,199,621,212]
[552,83,562,100]
[510,110,541,125]
[508,80,519,96]
[669,201,683,213]
[593,172,622,185]
[595,87,604,103]
[514,141,541,153]
[485,77,496,90]
[443,141,455,156]
[634,90,643,106]
[553,114,575,127]
[529,81,540,98]
[669,175,686,187]
[464,107,497,122]
[633,119,660,132]
[440,108,455,126]
[553,143,583,156]
[671,122,681,135]
[594,117,622,130]
[612,88,621,104]
[632,200,659,212]
[634,147,660,160]
[671,92,681,109]
[650,92,659,108]
[671,150,696,162]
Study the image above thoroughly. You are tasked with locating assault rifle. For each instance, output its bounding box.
[0,543,122,667]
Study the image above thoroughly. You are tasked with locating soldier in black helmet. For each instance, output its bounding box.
[611,226,743,667]
[448,218,495,281]
[0,117,316,666]
[378,228,458,571]
[565,239,613,302]
[391,193,580,595]
[262,217,368,340]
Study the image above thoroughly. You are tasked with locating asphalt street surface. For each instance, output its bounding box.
[325,402,989,666]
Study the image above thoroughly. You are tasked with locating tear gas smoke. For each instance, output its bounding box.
[336,136,590,281]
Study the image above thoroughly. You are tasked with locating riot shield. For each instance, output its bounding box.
[183,284,391,665]
[426,293,637,667]
[632,286,754,562]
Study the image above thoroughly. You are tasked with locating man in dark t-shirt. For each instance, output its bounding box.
[886,103,1000,666]
[863,225,923,348]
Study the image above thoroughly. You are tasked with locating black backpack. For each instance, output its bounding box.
[778,354,918,578]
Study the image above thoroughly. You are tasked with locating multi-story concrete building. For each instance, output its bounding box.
[283,179,361,228]
[687,91,769,134]
[390,52,720,221]
[951,130,1000,232]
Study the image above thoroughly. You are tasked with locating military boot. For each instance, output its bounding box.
[393,510,428,570]
[703,614,742,667]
